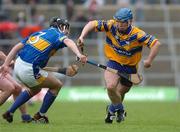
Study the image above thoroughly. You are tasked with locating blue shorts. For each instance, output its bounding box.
[107,60,137,87]
[107,60,137,74]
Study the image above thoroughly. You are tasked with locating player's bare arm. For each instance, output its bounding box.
[3,43,24,66]
[0,51,7,61]
[64,38,87,64]
[78,21,96,45]
[0,43,24,76]
[144,41,161,68]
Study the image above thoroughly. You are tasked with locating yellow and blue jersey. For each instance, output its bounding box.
[19,27,67,69]
[94,19,158,67]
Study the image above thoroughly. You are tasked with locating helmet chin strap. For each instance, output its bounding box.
[57,26,62,33]
[62,25,69,35]
[55,21,69,35]
[56,25,66,34]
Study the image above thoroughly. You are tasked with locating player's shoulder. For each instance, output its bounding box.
[108,19,115,23]
[46,27,65,36]
[132,26,146,36]
[107,19,116,25]
[96,19,115,24]
[45,27,58,34]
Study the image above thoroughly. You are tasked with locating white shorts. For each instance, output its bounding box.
[13,57,48,88]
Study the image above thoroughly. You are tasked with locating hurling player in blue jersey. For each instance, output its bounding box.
[0,17,87,123]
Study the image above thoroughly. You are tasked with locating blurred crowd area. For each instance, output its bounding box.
[0,0,180,39]
[1,0,180,86]
[1,0,180,5]
[0,0,180,52]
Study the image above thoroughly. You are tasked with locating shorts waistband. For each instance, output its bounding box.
[107,60,137,74]
[16,57,32,66]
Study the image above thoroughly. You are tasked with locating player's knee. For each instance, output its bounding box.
[49,82,62,95]
[106,83,117,91]
[6,83,16,93]
[58,80,63,87]
[54,81,63,90]
[13,86,22,95]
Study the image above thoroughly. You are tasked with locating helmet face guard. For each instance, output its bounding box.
[50,17,70,34]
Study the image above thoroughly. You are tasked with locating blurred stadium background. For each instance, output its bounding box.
[1,0,180,102]
[1,0,180,132]
[0,1,180,102]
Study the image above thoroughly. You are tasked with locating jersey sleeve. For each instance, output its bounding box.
[57,34,68,48]
[137,31,158,48]
[94,20,113,32]
[21,36,29,45]
[58,35,67,42]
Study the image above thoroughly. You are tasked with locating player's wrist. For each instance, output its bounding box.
[77,53,82,58]
[145,57,152,63]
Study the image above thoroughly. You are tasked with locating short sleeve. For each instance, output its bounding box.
[137,31,158,48]
[94,20,113,32]
[59,35,68,43]
[56,34,68,48]
[21,36,29,45]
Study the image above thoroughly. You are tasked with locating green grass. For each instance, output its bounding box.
[0,101,180,132]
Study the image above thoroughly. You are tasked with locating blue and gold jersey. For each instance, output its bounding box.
[94,20,158,66]
[19,27,67,68]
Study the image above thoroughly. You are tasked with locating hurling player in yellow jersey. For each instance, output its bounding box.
[78,8,161,123]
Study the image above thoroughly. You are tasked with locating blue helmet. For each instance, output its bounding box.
[113,8,133,22]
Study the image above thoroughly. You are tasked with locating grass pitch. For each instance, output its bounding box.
[0,101,180,132]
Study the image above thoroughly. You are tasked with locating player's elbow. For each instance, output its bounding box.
[86,21,96,29]
[152,40,161,49]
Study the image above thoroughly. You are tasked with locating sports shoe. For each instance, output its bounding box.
[2,111,13,123]
[116,110,127,123]
[32,112,49,124]
[105,105,116,123]
[21,114,32,123]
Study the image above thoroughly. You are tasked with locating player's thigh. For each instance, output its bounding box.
[33,73,62,90]
[104,70,119,88]
[0,74,15,91]
[5,73,22,91]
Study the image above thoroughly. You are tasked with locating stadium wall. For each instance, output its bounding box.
[26,86,178,102]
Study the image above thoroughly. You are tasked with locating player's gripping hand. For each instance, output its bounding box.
[66,64,79,77]
[77,38,84,53]
[143,59,152,68]
[77,54,87,65]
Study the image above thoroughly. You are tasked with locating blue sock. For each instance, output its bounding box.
[8,90,31,113]
[109,103,124,113]
[21,114,32,121]
[39,90,56,114]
